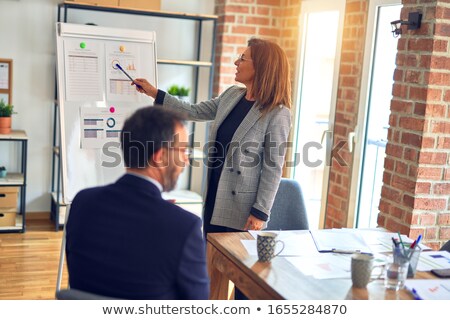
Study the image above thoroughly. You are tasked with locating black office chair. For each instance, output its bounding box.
[440,240,450,253]
[56,288,118,300]
[266,178,309,230]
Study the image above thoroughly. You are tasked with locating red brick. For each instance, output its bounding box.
[413,103,426,116]
[257,0,280,5]
[438,213,450,225]
[409,228,426,241]
[385,143,403,158]
[435,23,450,36]
[403,148,418,162]
[392,175,416,193]
[391,100,413,113]
[426,72,450,86]
[422,137,435,148]
[417,167,443,180]
[399,117,425,131]
[403,194,415,208]
[433,39,449,52]
[405,70,421,83]
[259,27,281,37]
[385,218,410,235]
[231,26,257,34]
[425,227,438,240]
[418,152,448,165]
[414,198,447,210]
[430,120,450,134]
[437,137,450,149]
[436,6,450,19]
[441,227,450,239]
[392,207,405,219]
[434,183,450,194]
[401,132,422,148]
[381,186,402,202]
[245,16,270,25]
[415,182,431,194]
[392,83,408,99]
[430,56,450,69]
[407,38,434,51]
[395,162,408,176]
[420,213,437,225]
[224,5,250,14]
[411,213,419,225]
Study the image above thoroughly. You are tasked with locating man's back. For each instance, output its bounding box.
[66,174,209,299]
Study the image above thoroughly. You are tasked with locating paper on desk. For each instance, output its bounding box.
[416,250,450,271]
[285,254,351,279]
[339,228,431,252]
[241,230,319,256]
[310,229,372,253]
[405,280,450,300]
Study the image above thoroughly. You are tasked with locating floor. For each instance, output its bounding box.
[0,217,68,300]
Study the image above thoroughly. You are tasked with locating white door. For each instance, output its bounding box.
[291,0,345,229]
[349,0,402,228]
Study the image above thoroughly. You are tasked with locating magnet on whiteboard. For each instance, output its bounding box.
[120,45,125,52]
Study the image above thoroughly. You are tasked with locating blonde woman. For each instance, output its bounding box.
[134,38,292,235]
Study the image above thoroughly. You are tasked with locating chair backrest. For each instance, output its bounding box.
[266,178,309,230]
[440,240,450,253]
[56,288,118,300]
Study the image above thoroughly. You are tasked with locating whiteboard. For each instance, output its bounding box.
[56,23,157,203]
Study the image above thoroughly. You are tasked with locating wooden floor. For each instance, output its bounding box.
[0,218,68,300]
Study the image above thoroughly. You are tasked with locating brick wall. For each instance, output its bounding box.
[378,0,450,249]
[212,0,449,248]
[325,0,368,228]
[213,0,300,95]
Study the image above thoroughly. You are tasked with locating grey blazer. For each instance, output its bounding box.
[163,85,291,230]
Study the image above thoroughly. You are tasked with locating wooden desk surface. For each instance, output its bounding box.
[207,232,435,300]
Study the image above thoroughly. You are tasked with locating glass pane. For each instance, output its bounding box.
[293,11,340,229]
[356,5,402,228]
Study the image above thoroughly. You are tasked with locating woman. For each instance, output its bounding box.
[133,38,291,233]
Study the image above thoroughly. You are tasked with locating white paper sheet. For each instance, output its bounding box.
[416,250,450,271]
[285,254,351,279]
[310,229,372,253]
[106,43,141,102]
[405,279,450,300]
[64,39,103,101]
[80,107,126,149]
[0,62,9,90]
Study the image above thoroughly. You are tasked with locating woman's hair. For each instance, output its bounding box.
[248,38,292,113]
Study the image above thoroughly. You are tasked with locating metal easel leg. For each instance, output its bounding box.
[55,204,71,294]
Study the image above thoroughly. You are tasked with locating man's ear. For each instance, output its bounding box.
[150,147,166,167]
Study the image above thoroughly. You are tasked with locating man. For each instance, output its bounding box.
[65,106,209,299]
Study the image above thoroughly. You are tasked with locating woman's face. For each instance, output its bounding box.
[234,47,255,87]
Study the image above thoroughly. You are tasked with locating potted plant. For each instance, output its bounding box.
[0,166,6,178]
[0,99,15,134]
[178,86,190,102]
[167,85,190,102]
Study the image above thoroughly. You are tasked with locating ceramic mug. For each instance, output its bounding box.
[257,232,285,262]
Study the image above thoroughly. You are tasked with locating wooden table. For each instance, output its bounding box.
[207,232,435,300]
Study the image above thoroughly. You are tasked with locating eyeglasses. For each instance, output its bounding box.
[166,146,193,156]
[237,54,252,62]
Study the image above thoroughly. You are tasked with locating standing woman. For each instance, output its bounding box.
[133,38,291,233]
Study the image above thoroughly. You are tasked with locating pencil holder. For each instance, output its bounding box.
[392,245,421,278]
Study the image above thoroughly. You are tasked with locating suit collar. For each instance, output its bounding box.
[117,174,162,198]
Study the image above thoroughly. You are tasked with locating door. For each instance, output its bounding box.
[349,0,402,228]
[291,0,345,229]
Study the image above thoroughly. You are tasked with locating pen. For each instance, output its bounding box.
[115,63,143,89]
[410,288,422,300]
[397,231,406,256]
[331,249,362,254]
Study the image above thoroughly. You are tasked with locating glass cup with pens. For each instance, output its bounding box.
[385,234,423,290]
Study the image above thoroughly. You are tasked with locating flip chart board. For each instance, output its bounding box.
[56,23,157,203]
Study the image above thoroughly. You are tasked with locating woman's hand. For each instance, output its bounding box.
[244,215,264,231]
[133,78,158,98]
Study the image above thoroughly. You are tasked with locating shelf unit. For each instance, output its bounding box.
[50,2,217,230]
[0,130,28,233]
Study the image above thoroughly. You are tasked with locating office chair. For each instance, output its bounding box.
[440,240,450,253]
[56,288,118,300]
[266,178,309,230]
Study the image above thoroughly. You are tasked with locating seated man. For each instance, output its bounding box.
[65,106,209,299]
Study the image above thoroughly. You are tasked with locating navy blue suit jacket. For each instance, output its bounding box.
[66,174,209,299]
